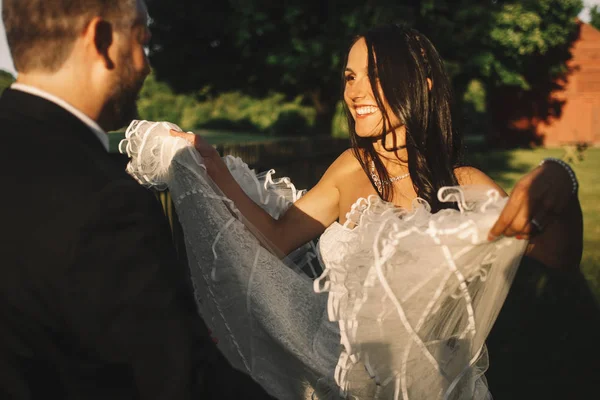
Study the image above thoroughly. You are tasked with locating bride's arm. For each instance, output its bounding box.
[457,165,583,270]
[171,130,344,256]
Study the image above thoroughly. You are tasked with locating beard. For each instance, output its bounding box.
[103,51,147,132]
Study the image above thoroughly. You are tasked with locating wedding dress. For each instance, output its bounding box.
[119,120,527,400]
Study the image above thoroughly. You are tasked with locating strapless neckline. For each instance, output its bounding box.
[318,221,360,267]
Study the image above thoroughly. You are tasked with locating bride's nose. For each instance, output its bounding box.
[346,76,370,102]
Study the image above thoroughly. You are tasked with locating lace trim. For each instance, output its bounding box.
[316,188,511,398]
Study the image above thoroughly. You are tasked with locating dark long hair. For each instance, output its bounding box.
[344,23,464,212]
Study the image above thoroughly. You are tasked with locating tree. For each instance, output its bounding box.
[480,0,583,146]
[0,70,15,93]
[406,0,582,146]
[590,5,600,31]
[147,0,417,134]
[146,0,582,139]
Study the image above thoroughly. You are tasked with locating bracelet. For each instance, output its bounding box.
[539,157,578,195]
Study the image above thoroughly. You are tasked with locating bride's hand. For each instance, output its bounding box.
[169,129,228,178]
[488,161,574,241]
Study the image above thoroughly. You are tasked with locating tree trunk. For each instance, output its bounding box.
[308,88,338,136]
[313,106,337,136]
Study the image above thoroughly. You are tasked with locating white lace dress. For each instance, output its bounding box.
[120,120,527,400]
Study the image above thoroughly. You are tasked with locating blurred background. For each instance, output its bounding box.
[1,1,599,397]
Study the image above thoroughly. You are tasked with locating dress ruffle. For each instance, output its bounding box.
[120,120,527,399]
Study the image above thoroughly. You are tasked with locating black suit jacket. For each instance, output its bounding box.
[0,89,272,399]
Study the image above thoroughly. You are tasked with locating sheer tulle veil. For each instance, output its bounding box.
[119,120,527,399]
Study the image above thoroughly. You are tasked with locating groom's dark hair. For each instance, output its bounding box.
[2,0,139,73]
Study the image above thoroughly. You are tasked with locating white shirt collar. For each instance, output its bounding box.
[10,83,109,151]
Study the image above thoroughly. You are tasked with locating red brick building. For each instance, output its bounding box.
[539,21,600,146]
[489,21,600,148]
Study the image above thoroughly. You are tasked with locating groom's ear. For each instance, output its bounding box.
[84,17,116,70]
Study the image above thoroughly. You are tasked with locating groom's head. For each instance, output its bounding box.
[2,0,151,131]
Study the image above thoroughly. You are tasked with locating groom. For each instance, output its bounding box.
[0,0,272,399]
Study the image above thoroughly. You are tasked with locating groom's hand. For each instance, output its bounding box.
[169,129,219,158]
[488,161,573,241]
[169,129,226,178]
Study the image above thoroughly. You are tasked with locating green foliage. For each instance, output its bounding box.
[146,0,418,134]
[480,0,582,90]
[0,70,15,93]
[462,79,488,136]
[146,0,583,140]
[463,80,486,114]
[420,0,582,92]
[443,0,582,146]
[137,73,315,135]
[137,75,197,125]
[331,101,350,139]
[590,5,600,31]
[190,91,315,135]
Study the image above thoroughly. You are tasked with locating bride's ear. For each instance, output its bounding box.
[427,78,433,91]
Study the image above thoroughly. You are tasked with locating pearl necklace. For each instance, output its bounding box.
[370,161,410,193]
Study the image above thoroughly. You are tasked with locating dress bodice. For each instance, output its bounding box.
[318,222,359,267]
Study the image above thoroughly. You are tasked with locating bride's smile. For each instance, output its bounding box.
[354,104,379,117]
[344,37,404,142]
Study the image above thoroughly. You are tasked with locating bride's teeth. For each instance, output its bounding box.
[356,106,378,116]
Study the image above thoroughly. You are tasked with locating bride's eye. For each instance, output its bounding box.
[344,74,355,82]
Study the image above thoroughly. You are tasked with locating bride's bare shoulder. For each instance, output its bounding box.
[313,149,366,191]
[454,166,506,194]
[326,149,363,176]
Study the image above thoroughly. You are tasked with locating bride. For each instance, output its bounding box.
[120,24,582,399]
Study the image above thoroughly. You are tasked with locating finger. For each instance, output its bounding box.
[488,186,526,240]
[514,220,533,240]
[507,188,555,239]
[504,204,532,238]
[529,210,549,237]
[489,207,518,240]
[170,129,195,144]
[506,212,546,241]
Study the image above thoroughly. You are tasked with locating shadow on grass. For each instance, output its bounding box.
[486,259,600,399]
[465,149,532,190]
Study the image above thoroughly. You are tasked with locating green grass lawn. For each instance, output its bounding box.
[194,129,287,145]
[469,147,600,299]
